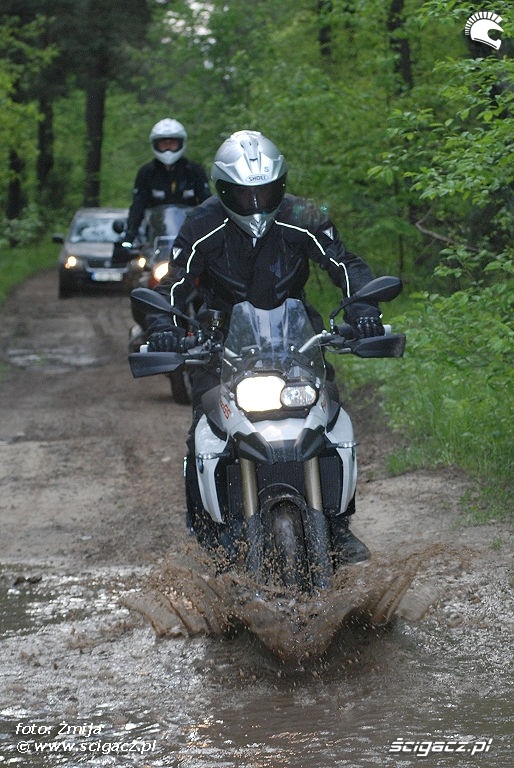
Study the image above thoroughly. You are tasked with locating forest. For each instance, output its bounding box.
[0,0,512,516]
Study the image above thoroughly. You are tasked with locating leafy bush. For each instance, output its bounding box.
[0,204,46,249]
[376,284,513,519]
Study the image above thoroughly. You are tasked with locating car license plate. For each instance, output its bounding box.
[91,269,123,282]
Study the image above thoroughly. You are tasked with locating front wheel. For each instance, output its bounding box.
[246,495,333,594]
[268,502,311,592]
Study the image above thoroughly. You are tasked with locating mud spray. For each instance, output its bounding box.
[121,541,459,665]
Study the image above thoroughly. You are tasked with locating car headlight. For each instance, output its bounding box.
[64,255,80,269]
[152,261,169,282]
[236,376,317,413]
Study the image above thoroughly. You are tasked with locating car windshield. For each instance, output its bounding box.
[221,299,325,384]
[69,217,121,244]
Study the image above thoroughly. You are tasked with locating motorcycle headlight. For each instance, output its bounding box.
[280,384,317,408]
[236,376,317,413]
[236,375,284,412]
[152,261,169,282]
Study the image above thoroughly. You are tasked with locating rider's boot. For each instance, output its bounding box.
[334,521,370,564]
[331,500,370,565]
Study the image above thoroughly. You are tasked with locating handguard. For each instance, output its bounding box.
[128,351,185,378]
[350,333,406,358]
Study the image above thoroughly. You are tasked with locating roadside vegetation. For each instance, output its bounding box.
[0,0,512,521]
[0,222,56,305]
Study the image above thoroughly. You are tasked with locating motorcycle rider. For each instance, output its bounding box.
[145,130,385,563]
[123,118,211,246]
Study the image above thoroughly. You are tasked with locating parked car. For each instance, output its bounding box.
[53,207,144,298]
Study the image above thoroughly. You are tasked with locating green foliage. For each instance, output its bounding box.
[369,3,514,288]
[0,203,45,249]
[0,232,57,304]
[370,284,513,519]
[0,19,55,196]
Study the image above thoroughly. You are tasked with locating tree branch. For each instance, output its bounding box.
[414,218,480,252]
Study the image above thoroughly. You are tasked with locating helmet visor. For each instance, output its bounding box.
[216,175,286,216]
[153,138,184,152]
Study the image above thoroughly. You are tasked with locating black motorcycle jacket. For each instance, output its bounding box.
[126,157,211,241]
[147,194,380,334]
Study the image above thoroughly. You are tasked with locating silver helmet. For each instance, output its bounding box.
[149,118,187,166]
[211,130,287,238]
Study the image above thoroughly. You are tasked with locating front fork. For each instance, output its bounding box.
[240,456,323,519]
[241,455,332,589]
[240,457,258,519]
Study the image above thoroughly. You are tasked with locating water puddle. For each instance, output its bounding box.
[7,347,99,372]
[0,549,512,767]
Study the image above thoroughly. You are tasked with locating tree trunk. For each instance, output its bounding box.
[317,1,333,58]
[83,81,106,206]
[387,0,413,91]
[6,150,27,223]
[37,96,54,192]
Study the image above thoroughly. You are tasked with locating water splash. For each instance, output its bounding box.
[121,544,456,664]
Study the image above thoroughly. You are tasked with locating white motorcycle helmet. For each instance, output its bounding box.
[211,130,287,238]
[149,118,187,166]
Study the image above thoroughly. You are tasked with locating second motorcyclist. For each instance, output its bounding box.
[123,118,211,247]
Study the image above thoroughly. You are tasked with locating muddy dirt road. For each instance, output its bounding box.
[0,269,512,767]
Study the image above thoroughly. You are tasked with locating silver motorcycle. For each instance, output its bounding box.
[129,276,405,594]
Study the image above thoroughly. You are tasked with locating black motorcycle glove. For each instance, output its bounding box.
[355,316,385,338]
[147,330,183,352]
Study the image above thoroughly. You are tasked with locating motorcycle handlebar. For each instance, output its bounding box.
[336,323,356,340]
[336,322,392,340]
[130,320,403,380]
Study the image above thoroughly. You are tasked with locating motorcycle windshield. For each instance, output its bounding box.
[222,300,325,384]
[144,204,191,241]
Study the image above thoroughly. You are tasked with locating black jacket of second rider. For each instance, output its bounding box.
[148,194,380,334]
[126,157,211,242]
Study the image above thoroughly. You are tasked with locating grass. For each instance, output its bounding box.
[384,290,512,524]
[0,236,58,304]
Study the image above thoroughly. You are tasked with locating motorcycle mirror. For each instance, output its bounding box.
[112,219,126,234]
[130,287,200,328]
[345,276,402,306]
[330,276,403,323]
